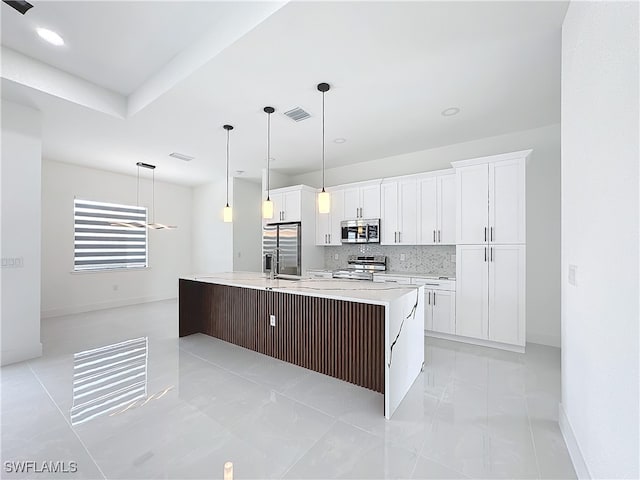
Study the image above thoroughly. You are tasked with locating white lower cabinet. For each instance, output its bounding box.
[412,278,456,335]
[455,244,525,347]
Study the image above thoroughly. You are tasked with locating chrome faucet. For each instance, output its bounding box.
[270,248,281,280]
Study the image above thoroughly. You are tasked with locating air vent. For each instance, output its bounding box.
[284,107,311,122]
[169,152,194,162]
[3,0,34,15]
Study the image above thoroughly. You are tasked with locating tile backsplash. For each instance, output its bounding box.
[324,244,456,276]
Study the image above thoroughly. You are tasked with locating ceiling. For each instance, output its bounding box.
[1,1,568,186]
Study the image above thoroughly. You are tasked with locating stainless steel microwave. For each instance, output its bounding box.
[340,219,380,244]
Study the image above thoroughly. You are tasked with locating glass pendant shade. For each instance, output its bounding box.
[318,190,330,214]
[262,198,274,219]
[223,205,233,223]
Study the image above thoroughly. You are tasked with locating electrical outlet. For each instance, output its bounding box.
[1,257,23,268]
[269,314,276,327]
[568,265,577,286]
[451,254,456,263]
[334,253,339,260]
[400,253,406,261]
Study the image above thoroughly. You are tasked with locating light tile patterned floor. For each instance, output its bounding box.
[1,300,576,479]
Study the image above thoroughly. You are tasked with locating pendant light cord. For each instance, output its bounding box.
[226,127,230,207]
[267,111,271,200]
[321,89,326,192]
[136,164,140,207]
[152,168,155,224]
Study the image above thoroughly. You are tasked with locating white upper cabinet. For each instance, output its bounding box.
[270,189,302,223]
[381,178,417,245]
[343,181,381,220]
[316,188,344,246]
[455,164,489,244]
[418,172,456,245]
[489,159,526,244]
[453,151,528,245]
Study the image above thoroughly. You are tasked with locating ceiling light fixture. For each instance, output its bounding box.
[441,107,460,117]
[112,163,176,230]
[3,0,34,15]
[317,82,331,214]
[262,106,275,220]
[334,138,346,144]
[36,27,64,46]
[169,152,194,162]
[223,125,234,223]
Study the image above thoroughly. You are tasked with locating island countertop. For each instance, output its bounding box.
[181,272,419,306]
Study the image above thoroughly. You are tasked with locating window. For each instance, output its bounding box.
[74,198,147,271]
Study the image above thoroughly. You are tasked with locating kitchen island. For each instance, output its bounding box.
[179,273,424,419]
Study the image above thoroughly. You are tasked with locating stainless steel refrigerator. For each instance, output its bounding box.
[262,222,302,276]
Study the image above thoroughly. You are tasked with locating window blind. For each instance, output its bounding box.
[74,198,148,271]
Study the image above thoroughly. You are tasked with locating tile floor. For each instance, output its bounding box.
[1,300,576,479]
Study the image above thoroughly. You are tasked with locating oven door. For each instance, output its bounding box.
[341,220,369,243]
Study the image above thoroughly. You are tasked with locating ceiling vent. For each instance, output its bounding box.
[3,0,34,14]
[284,107,311,122]
[169,152,194,162]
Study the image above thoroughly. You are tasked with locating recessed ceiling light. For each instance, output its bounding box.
[334,138,346,144]
[441,107,460,117]
[235,170,245,176]
[36,27,64,46]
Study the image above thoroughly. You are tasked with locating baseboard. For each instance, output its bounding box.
[526,332,561,348]
[425,331,525,353]
[559,403,591,479]
[41,295,177,319]
[1,341,43,366]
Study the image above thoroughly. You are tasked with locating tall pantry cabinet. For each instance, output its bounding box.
[452,150,530,350]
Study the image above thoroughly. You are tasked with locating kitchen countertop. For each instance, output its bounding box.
[182,272,420,306]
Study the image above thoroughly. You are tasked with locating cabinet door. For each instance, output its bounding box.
[283,190,301,222]
[380,182,398,245]
[271,193,284,222]
[432,290,455,334]
[488,245,525,346]
[489,159,525,244]
[455,245,489,340]
[437,174,456,244]
[343,187,360,219]
[456,164,488,244]
[398,179,418,244]
[316,209,330,245]
[418,177,437,244]
[360,184,381,219]
[425,291,433,332]
[329,189,344,245]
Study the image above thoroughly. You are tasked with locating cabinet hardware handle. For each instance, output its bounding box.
[485,247,487,262]
[433,230,436,242]
[433,292,436,306]
[490,247,493,262]
[491,227,494,242]
[326,234,328,244]
[398,231,401,243]
[394,231,397,243]
[484,227,487,242]
[328,233,331,243]
[438,230,441,243]
[428,291,431,305]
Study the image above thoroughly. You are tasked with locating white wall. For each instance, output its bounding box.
[1,101,43,365]
[41,160,192,317]
[233,178,262,272]
[560,2,639,478]
[191,177,233,273]
[293,124,561,347]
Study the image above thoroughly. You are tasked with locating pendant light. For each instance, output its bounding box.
[262,106,275,219]
[223,124,233,223]
[317,82,331,214]
[112,162,176,230]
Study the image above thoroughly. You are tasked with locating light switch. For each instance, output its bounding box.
[451,254,456,263]
[334,254,339,260]
[400,253,406,261]
[269,314,276,327]
[568,265,577,286]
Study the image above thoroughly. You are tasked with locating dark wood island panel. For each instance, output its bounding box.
[179,279,385,393]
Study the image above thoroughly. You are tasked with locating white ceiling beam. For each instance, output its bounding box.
[126,1,289,117]
[1,46,127,119]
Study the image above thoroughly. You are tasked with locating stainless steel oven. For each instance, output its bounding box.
[340,219,380,244]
